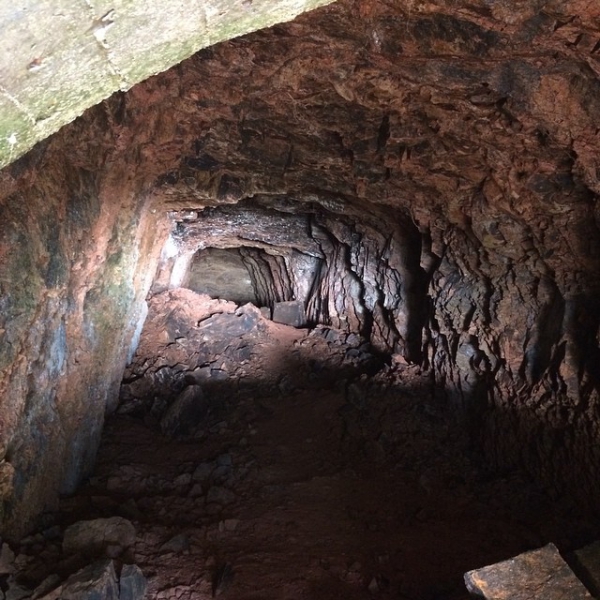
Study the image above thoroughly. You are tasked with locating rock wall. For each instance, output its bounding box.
[423,187,600,508]
[125,0,600,510]
[0,115,168,539]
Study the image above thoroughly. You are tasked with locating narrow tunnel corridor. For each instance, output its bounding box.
[5,201,598,599]
[3,0,600,598]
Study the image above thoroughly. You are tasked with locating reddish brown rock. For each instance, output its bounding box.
[465,544,592,600]
[2,0,600,538]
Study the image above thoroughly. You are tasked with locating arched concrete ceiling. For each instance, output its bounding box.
[0,0,334,170]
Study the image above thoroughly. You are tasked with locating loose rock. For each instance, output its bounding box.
[160,385,208,437]
[464,544,592,600]
[119,564,148,600]
[62,517,136,558]
[60,560,119,600]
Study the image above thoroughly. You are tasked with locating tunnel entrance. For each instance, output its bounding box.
[184,248,258,306]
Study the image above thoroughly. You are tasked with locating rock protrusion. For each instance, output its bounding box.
[160,384,208,437]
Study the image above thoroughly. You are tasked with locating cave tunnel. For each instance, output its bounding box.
[2,0,600,599]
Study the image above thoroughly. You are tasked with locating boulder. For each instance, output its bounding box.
[272,301,306,328]
[63,517,136,558]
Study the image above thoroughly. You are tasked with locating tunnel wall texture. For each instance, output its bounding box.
[2,0,600,537]
[0,119,169,538]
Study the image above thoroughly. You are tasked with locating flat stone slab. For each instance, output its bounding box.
[272,301,306,328]
[464,543,593,600]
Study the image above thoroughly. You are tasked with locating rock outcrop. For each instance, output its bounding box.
[2,0,600,536]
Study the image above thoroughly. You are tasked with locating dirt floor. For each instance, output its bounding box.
[17,289,599,599]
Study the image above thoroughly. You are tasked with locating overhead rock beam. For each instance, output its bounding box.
[0,0,334,169]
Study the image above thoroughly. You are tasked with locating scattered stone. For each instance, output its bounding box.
[107,477,123,492]
[346,382,367,410]
[41,527,61,542]
[160,385,209,437]
[216,454,233,468]
[60,560,119,600]
[188,483,204,498]
[197,308,260,341]
[4,580,31,600]
[464,543,592,599]
[221,519,239,532]
[190,366,212,382]
[212,465,232,484]
[367,575,389,594]
[160,534,190,554]
[272,301,306,328]
[210,369,228,381]
[192,462,215,482]
[119,498,143,521]
[34,587,61,600]
[63,517,136,558]
[206,486,236,506]
[174,473,192,487]
[119,564,148,600]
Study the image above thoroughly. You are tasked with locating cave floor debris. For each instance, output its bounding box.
[12,290,599,600]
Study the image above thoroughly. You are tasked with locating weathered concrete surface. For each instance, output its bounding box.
[465,544,592,600]
[0,0,335,170]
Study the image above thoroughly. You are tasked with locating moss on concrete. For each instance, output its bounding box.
[0,0,335,170]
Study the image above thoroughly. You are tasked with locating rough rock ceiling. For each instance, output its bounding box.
[0,0,334,170]
[67,0,600,295]
[66,0,600,228]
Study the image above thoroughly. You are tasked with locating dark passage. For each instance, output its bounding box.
[32,291,598,600]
